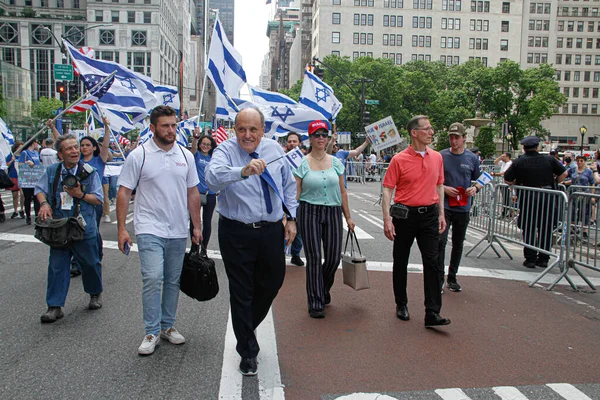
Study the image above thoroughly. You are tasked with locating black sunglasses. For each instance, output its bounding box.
[311,133,329,138]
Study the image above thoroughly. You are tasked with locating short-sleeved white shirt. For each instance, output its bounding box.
[40,147,59,166]
[499,160,513,174]
[118,138,199,239]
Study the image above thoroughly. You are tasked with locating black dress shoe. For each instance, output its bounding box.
[41,307,64,323]
[396,305,410,321]
[522,260,536,268]
[25,217,31,225]
[239,357,258,376]
[290,255,305,266]
[424,312,451,327]
[324,293,331,305]
[70,268,82,277]
[309,309,325,319]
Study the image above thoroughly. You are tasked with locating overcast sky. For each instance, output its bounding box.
[233,0,273,87]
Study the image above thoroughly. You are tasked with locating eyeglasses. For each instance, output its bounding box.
[200,142,212,147]
[311,133,329,138]
[415,126,434,132]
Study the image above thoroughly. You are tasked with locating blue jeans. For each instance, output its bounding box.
[291,229,303,257]
[47,236,103,307]
[136,234,187,336]
[108,176,118,200]
[71,204,103,271]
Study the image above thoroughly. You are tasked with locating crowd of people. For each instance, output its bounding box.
[4,104,597,378]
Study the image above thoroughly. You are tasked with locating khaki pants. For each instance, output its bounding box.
[102,183,110,216]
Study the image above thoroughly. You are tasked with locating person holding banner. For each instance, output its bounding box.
[190,130,218,257]
[437,123,481,293]
[381,115,450,327]
[294,120,355,319]
[18,139,41,225]
[206,107,298,376]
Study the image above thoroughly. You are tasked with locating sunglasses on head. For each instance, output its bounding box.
[311,132,328,138]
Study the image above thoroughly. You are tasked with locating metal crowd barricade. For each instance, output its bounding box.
[548,186,599,290]
[346,161,365,184]
[365,162,389,182]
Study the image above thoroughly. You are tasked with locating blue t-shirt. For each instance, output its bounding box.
[83,155,106,181]
[5,153,17,178]
[18,149,41,166]
[194,152,215,195]
[333,150,350,187]
[568,167,595,190]
[440,148,481,212]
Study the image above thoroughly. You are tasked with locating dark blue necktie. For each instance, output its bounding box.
[249,152,273,213]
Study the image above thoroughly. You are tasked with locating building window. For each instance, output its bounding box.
[111,11,119,23]
[0,23,19,44]
[397,15,403,26]
[501,21,509,32]
[572,104,578,114]
[368,14,374,26]
[360,33,366,44]
[367,33,373,44]
[502,1,510,13]
[132,30,147,46]
[127,51,151,75]
[354,14,360,25]
[95,10,103,22]
[56,0,64,6]
[143,12,151,24]
[332,13,341,24]
[100,30,115,45]
[332,32,340,43]
[331,50,340,56]
[128,11,135,23]
[333,0,341,4]
[384,15,389,26]
[500,39,508,51]
[31,24,53,45]
[353,33,359,44]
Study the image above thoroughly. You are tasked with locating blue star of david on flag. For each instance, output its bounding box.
[162,93,174,105]
[119,77,136,93]
[315,87,329,103]
[271,106,295,123]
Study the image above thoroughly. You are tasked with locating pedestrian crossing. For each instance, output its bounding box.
[330,383,596,400]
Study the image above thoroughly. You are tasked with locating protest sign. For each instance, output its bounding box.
[18,165,46,188]
[364,116,402,152]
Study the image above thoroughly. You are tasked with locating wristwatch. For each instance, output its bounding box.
[288,217,297,222]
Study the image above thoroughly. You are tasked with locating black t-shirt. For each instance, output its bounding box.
[504,151,566,187]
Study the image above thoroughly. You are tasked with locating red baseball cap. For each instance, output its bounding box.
[308,120,329,136]
[448,187,469,207]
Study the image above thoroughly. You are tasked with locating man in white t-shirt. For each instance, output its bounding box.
[493,152,513,177]
[40,138,59,167]
[116,106,201,356]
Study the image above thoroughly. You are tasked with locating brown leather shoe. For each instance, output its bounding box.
[41,307,64,323]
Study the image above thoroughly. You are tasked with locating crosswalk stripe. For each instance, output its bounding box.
[357,209,384,228]
[434,388,471,399]
[353,209,383,230]
[547,383,592,400]
[493,386,529,400]
[343,224,373,239]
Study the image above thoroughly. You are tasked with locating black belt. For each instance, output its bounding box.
[220,216,282,229]
[401,203,437,214]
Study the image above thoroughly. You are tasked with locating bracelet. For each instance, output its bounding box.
[79,193,86,201]
[40,200,49,207]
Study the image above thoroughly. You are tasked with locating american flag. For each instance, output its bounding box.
[73,46,95,76]
[213,125,228,144]
[114,133,130,146]
[66,74,115,114]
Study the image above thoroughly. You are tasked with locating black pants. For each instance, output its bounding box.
[438,209,470,282]
[218,217,286,359]
[518,192,555,263]
[22,188,39,219]
[189,193,217,249]
[297,202,343,312]
[392,205,442,314]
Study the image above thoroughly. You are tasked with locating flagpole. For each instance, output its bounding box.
[15,71,117,155]
[95,103,127,164]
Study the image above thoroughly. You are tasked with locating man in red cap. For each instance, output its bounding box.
[437,123,482,293]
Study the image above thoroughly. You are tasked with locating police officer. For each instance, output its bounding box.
[504,136,567,268]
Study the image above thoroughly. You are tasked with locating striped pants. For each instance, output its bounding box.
[298,201,343,312]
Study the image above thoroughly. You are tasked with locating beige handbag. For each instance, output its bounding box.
[342,231,370,290]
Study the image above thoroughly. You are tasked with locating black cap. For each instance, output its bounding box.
[471,147,479,153]
[520,136,541,148]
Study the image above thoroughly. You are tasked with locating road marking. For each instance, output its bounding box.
[435,388,471,399]
[354,209,383,229]
[347,192,375,204]
[547,383,593,400]
[112,212,133,225]
[493,386,529,399]
[343,225,373,239]
[257,308,285,400]
[218,310,243,399]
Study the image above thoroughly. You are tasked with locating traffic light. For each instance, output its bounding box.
[68,83,78,102]
[314,66,324,79]
[56,82,67,102]
[362,110,371,126]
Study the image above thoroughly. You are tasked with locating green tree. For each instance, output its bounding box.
[32,97,62,121]
[0,84,7,119]
[474,126,496,158]
[435,130,450,152]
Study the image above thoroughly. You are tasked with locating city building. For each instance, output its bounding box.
[195,0,234,44]
[303,0,599,152]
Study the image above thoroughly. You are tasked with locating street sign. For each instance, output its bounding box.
[54,64,74,81]
[365,99,380,105]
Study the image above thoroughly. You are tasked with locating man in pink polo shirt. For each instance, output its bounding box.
[381,115,451,328]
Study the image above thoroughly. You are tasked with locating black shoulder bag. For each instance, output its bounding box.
[180,243,219,301]
[34,163,86,249]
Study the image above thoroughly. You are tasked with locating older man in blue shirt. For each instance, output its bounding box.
[207,107,298,376]
[35,134,104,323]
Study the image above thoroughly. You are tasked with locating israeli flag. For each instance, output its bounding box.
[91,105,135,134]
[285,147,304,169]
[138,125,152,145]
[299,70,343,121]
[0,117,14,145]
[65,40,157,121]
[155,85,180,114]
[206,16,247,107]
[476,171,493,186]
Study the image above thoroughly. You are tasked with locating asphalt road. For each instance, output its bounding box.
[1,182,599,400]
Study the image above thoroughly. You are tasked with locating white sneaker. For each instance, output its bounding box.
[160,327,186,345]
[138,334,160,355]
[103,215,111,223]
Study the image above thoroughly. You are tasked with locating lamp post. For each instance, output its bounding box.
[580,125,587,156]
[506,133,512,150]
